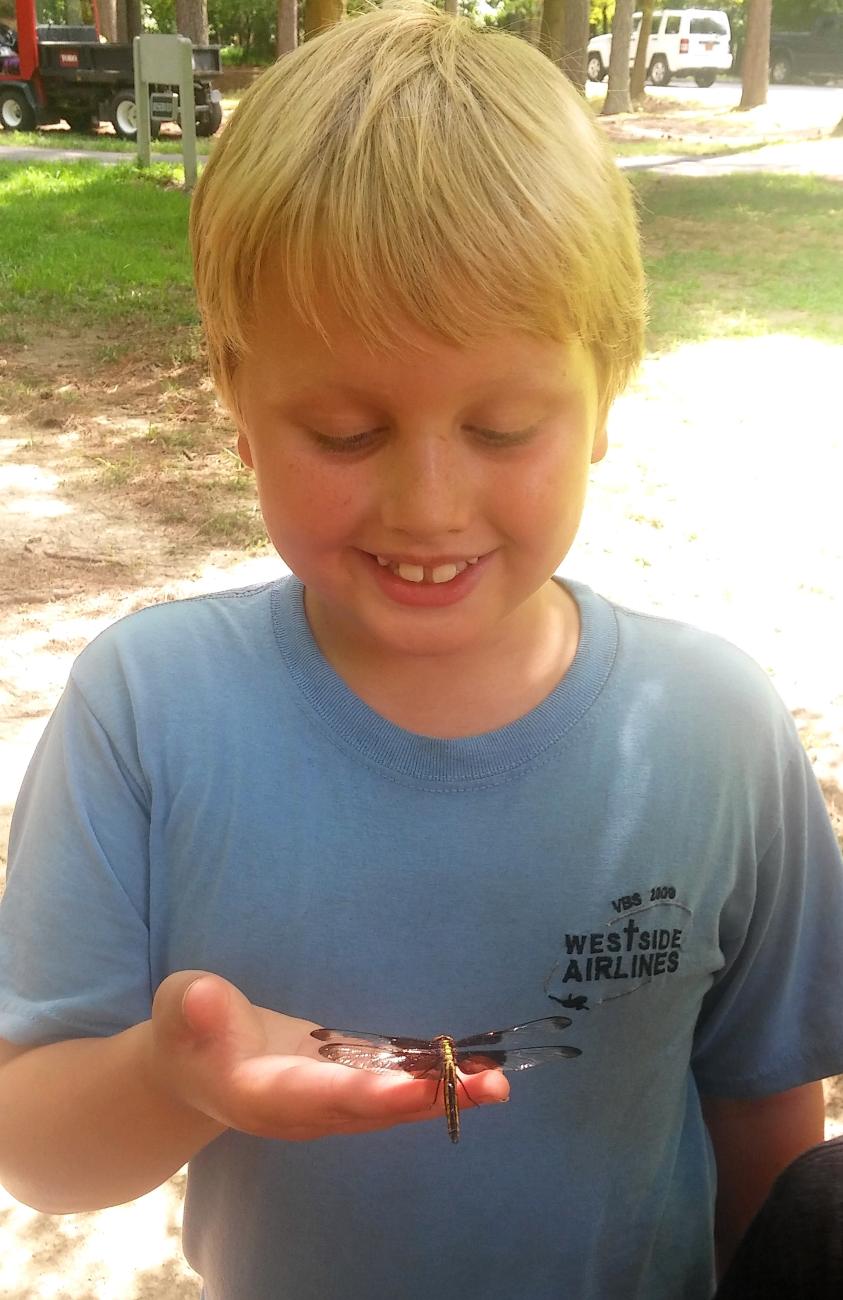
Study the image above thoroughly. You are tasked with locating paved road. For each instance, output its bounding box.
[2,78,842,175]
[3,136,842,179]
[619,135,843,179]
[585,75,843,134]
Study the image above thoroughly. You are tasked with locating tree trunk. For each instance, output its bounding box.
[602,0,633,115]
[834,115,843,137]
[524,4,543,46]
[559,0,589,90]
[739,0,772,110]
[443,0,458,14]
[539,0,565,63]
[122,0,143,42]
[99,0,118,43]
[175,0,209,46]
[277,0,297,55]
[630,0,655,100]
[302,0,344,40]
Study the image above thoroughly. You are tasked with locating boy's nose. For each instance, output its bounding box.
[379,436,472,539]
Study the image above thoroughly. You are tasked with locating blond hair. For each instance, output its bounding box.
[190,2,645,415]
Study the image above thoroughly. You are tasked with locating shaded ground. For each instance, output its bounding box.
[1,327,842,1292]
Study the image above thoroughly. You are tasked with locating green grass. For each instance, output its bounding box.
[0,94,240,157]
[0,160,195,338]
[2,161,841,358]
[633,171,843,350]
[612,137,788,159]
[0,127,214,155]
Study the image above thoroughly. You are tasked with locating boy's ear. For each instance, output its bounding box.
[591,398,610,464]
[591,422,608,464]
[236,430,255,470]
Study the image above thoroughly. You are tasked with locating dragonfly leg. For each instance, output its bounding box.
[457,1074,479,1108]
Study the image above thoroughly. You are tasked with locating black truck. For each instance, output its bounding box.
[770,13,843,84]
[0,0,222,138]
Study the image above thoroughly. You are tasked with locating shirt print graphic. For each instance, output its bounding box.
[544,882,694,1007]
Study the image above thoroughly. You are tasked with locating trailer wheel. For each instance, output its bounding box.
[109,90,160,141]
[195,98,223,138]
[0,87,36,132]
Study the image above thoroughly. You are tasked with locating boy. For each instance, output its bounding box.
[1,5,842,1298]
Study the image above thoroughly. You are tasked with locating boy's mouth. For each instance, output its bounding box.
[374,555,480,585]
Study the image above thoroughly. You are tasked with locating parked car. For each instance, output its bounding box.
[770,13,843,84]
[587,8,733,87]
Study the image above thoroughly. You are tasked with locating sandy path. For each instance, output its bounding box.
[1,330,841,1295]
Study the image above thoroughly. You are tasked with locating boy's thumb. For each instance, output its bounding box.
[180,972,231,1040]
[151,968,231,1045]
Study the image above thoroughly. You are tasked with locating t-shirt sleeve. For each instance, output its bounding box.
[0,672,153,1045]
[692,739,843,1098]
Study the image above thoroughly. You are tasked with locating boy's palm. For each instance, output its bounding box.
[151,971,508,1142]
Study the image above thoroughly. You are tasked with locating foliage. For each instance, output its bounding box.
[140,0,483,61]
[482,0,540,36]
[771,0,843,31]
[145,0,275,57]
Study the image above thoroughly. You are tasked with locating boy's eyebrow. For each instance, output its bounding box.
[269,371,576,407]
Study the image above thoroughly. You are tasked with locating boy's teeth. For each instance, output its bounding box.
[375,556,477,584]
[396,563,425,583]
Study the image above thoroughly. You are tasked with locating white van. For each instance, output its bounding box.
[587,8,733,87]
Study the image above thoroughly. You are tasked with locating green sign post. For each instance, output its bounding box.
[133,34,198,190]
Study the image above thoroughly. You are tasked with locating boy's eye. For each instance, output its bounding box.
[308,428,386,454]
[308,423,539,453]
[468,424,539,447]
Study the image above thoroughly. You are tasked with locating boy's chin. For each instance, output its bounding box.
[358,607,495,661]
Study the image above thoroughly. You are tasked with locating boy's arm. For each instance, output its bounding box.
[0,1023,225,1214]
[702,1081,826,1276]
[0,970,508,1214]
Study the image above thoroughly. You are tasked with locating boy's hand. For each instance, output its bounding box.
[149,971,509,1142]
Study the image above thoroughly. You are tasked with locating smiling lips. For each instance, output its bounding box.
[375,555,480,585]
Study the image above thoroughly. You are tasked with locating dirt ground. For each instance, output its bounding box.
[2,85,843,1283]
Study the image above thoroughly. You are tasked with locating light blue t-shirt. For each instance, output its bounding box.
[2,578,843,1300]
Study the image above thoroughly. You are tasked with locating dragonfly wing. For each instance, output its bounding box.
[455,1016,574,1050]
[456,1044,582,1074]
[453,1019,581,1074]
[312,1028,440,1076]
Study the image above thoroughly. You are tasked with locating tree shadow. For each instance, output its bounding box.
[0,1172,200,1299]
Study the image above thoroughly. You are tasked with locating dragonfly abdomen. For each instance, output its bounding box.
[437,1036,462,1144]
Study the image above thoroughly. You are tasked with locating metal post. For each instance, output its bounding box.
[133,34,199,190]
[177,37,197,191]
[133,36,151,170]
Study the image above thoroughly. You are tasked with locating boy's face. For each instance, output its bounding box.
[235,295,608,667]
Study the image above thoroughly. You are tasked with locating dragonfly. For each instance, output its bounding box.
[311,1015,581,1144]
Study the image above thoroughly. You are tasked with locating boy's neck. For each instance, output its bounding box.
[304,580,580,739]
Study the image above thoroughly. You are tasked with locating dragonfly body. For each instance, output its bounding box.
[432,1035,461,1143]
[311,1016,581,1144]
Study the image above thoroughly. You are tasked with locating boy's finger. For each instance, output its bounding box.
[230,1056,509,1136]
